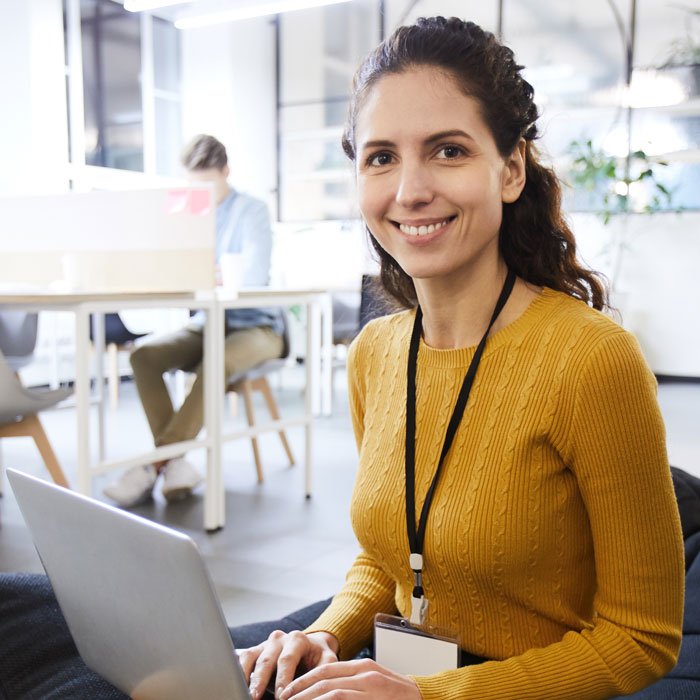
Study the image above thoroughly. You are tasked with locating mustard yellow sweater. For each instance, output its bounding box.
[307,288,684,699]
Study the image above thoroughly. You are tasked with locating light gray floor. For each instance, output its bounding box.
[0,367,360,626]
[1,369,699,628]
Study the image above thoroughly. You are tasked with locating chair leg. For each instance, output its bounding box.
[241,381,264,484]
[108,343,119,410]
[24,415,70,488]
[228,391,239,418]
[256,377,295,467]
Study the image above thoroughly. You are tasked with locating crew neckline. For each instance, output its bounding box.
[416,287,561,369]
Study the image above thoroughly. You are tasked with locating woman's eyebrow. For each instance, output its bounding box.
[359,139,395,151]
[359,130,476,152]
[424,129,475,145]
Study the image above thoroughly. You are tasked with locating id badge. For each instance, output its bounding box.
[374,613,459,677]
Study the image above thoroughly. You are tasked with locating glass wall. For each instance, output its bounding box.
[278,0,381,221]
[64,0,182,178]
[277,0,698,220]
[81,0,143,171]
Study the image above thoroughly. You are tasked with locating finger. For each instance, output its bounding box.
[291,690,364,700]
[274,630,314,694]
[249,632,285,700]
[285,673,371,699]
[280,659,371,700]
[237,645,264,683]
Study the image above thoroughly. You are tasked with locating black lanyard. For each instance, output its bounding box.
[405,269,516,623]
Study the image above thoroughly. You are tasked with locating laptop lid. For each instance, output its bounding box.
[7,469,252,700]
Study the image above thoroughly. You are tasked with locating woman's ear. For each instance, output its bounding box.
[501,138,527,204]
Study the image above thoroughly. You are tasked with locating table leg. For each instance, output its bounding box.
[204,301,224,532]
[74,308,91,495]
[309,298,322,417]
[320,292,333,417]
[305,300,317,498]
[92,312,106,462]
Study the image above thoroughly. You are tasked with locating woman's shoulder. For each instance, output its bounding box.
[537,288,650,376]
[538,287,628,344]
[348,308,414,361]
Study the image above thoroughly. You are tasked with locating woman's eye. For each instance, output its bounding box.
[437,145,464,160]
[368,152,393,167]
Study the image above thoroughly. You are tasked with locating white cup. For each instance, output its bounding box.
[61,253,83,290]
[219,252,243,295]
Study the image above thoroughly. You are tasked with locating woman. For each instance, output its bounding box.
[239,16,684,700]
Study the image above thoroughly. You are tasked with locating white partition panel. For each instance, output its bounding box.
[571,210,700,378]
[0,188,215,292]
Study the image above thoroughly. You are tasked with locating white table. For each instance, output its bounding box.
[0,287,333,531]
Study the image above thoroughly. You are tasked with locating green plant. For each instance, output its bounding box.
[566,138,673,224]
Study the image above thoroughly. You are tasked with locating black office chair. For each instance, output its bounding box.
[89,313,148,409]
[359,274,399,329]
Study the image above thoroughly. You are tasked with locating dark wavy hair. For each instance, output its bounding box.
[342,16,609,311]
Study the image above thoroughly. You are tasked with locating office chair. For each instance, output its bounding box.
[0,312,72,492]
[89,313,148,409]
[0,312,39,371]
[359,274,399,330]
[225,311,295,484]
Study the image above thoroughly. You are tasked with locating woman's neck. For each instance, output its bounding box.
[414,261,539,350]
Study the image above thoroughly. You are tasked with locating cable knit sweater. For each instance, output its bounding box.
[306,287,684,699]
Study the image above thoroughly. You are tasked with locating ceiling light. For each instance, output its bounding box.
[175,0,352,29]
[124,0,194,11]
[626,69,687,108]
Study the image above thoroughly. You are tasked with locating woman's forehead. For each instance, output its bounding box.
[354,68,488,145]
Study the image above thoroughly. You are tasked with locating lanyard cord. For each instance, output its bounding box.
[405,270,517,593]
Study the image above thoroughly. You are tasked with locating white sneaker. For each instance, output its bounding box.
[161,458,203,502]
[103,465,157,507]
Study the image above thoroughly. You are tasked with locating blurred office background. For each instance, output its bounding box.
[1,0,699,619]
[3,0,700,377]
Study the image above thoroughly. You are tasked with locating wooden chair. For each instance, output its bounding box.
[225,312,294,484]
[0,349,72,491]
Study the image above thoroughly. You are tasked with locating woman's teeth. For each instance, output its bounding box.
[398,218,451,236]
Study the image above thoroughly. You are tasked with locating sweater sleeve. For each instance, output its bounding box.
[305,329,398,658]
[412,330,684,700]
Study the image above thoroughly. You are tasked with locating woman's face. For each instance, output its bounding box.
[354,66,525,285]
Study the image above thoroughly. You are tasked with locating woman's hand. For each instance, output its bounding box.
[277,658,421,699]
[237,630,339,700]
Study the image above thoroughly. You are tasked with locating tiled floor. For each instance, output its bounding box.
[0,368,360,625]
[1,370,699,628]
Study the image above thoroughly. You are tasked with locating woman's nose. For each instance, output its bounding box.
[395,162,434,208]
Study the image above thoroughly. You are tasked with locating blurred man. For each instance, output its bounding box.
[104,134,283,507]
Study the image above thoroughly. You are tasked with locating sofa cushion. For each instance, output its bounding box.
[671,466,700,547]
[624,528,700,698]
[0,572,128,700]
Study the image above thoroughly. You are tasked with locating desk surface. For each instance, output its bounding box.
[0,289,196,304]
[0,287,330,305]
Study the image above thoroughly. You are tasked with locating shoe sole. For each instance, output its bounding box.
[162,486,195,502]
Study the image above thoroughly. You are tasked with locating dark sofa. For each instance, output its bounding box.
[1,468,699,699]
[621,467,700,699]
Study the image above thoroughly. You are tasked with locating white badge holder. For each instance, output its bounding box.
[374,613,460,677]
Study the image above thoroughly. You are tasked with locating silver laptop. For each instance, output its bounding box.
[8,468,273,699]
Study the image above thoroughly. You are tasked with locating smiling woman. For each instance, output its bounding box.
[353,67,526,319]
[238,16,685,700]
[0,14,685,700]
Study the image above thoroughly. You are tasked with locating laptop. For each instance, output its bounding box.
[7,468,274,699]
